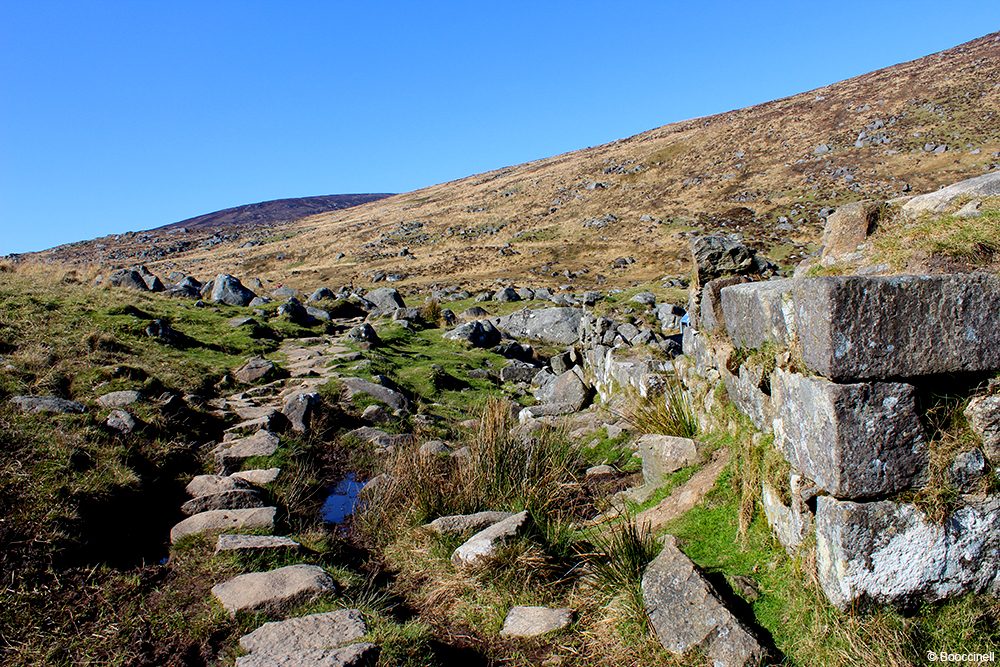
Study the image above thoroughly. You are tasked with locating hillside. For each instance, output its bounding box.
[26,33,1000,290]
[157,194,394,232]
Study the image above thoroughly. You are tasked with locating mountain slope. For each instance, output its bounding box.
[30,33,1000,289]
[157,193,393,232]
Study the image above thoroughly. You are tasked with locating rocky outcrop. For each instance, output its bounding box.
[900,171,1000,217]
[494,307,584,345]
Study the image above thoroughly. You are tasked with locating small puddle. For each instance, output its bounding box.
[321,473,365,524]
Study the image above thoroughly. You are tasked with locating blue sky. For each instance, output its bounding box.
[1,1,997,254]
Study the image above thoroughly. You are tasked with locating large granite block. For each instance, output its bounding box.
[720,279,795,349]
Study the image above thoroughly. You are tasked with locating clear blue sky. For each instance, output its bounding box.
[1,1,997,254]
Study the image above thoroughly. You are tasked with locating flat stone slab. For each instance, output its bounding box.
[452,511,530,567]
[181,489,264,516]
[643,537,765,666]
[793,274,1000,381]
[215,534,300,555]
[186,474,252,498]
[636,435,699,485]
[96,390,142,408]
[815,495,1000,609]
[170,507,276,543]
[211,564,336,616]
[10,395,85,414]
[239,609,367,656]
[426,511,514,536]
[236,643,378,667]
[500,606,573,637]
[214,430,280,474]
[900,171,1000,216]
[232,468,282,485]
[772,368,927,498]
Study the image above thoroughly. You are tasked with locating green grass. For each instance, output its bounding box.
[870,203,1000,270]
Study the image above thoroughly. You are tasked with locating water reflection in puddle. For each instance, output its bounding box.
[321,473,365,524]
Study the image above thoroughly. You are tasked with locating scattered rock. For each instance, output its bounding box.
[211,274,258,307]
[215,534,300,555]
[97,390,142,408]
[494,308,584,346]
[211,564,336,616]
[214,430,281,474]
[347,323,381,345]
[238,609,368,661]
[170,507,276,543]
[234,357,277,384]
[452,511,530,567]
[186,474,252,497]
[105,409,139,434]
[500,606,573,637]
[365,287,406,311]
[341,377,409,412]
[9,395,86,414]
[637,435,698,483]
[426,511,515,535]
[231,468,282,486]
[282,391,320,433]
[443,320,502,348]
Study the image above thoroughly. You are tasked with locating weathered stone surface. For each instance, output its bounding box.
[494,307,583,345]
[643,536,765,666]
[426,511,514,535]
[815,496,1000,609]
[499,362,538,384]
[235,643,378,667]
[585,464,616,479]
[637,435,699,484]
[965,394,1000,462]
[346,323,381,345]
[500,606,573,637]
[761,474,815,554]
[215,534,300,555]
[106,409,139,434]
[283,391,320,433]
[452,511,529,567]
[341,377,409,412]
[211,564,336,616]
[720,279,794,349]
[10,395,85,414]
[109,268,150,291]
[772,369,926,498]
[691,235,758,284]
[820,200,883,265]
[214,430,281,474]
[365,287,405,311]
[698,276,748,333]
[548,369,590,411]
[232,468,281,485]
[186,474,251,497]
[239,609,366,656]
[418,439,451,456]
[211,274,257,307]
[900,172,1000,216]
[442,320,501,348]
[234,357,277,384]
[181,489,264,515]
[720,361,772,432]
[793,274,1000,381]
[170,507,276,543]
[97,390,142,408]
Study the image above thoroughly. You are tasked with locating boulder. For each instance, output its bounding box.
[771,369,926,498]
[211,564,336,616]
[211,274,257,307]
[213,430,281,474]
[820,200,884,265]
[426,511,515,536]
[234,357,277,384]
[494,307,584,345]
[96,390,142,408]
[180,489,264,516]
[499,362,538,384]
[309,287,336,302]
[105,409,138,434]
[215,534,300,555]
[9,395,85,414]
[720,279,794,349]
[697,276,748,333]
[341,377,409,412]
[793,274,1000,381]
[169,507,276,543]
[900,172,1000,217]
[548,369,590,411]
[278,298,312,325]
[346,323,381,345]
[815,496,1000,609]
[452,511,530,567]
[364,287,405,310]
[691,234,774,285]
[108,268,149,291]
[965,395,1000,462]
[443,320,501,348]
[499,606,573,637]
[459,306,490,320]
[643,537,766,666]
[636,435,699,484]
[238,609,367,659]
[282,391,320,433]
[494,287,521,302]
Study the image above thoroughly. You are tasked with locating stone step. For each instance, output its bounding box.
[238,609,366,657]
[170,507,276,543]
[500,606,573,638]
[232,468,281,486]
[213,430,280,474]
[186,474,252,498]
[181,489,265,516]
[215,534,300,555]
[211,564,336,616]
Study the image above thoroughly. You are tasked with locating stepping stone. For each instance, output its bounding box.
[232,468,281,486]
[452,511,530,567]
[186,474,252,498]
[214,430,280,474]
[180,489,265,516]
[170,507,276,543]
[239,609,366,656]
[235,643,378,667]
[224,411,288,438]
[215,534,300,555]
[426,511,514,536]
[642,536,765,666]
[96,390,142,408]
[500,606,574,637]
[211,564,336,616]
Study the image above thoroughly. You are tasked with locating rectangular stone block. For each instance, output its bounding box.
[772,368,927,498]
[720,279,795,349]
[698,276,748,334]
[816,496,1000,609]
[793,274,1000,381]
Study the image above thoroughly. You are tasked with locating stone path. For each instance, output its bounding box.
[167,322,382,664]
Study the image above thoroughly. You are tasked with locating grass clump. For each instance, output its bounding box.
[618,380,697,438]
[870,202,1000,270]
